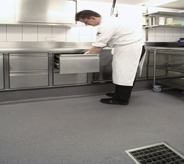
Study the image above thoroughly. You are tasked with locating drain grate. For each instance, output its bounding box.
[125,142,184,164]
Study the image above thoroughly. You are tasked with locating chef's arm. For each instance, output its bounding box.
[87,46,103,54]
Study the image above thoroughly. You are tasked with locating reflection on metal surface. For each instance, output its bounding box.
[0,42,93,53]
[9,53,49,89]
[16,0,76,24]
[59,54,100,74]
[0,42,93,48]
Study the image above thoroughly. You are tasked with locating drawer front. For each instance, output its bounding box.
[54,72,87,85]
[59,54,99,74]
[10,72,48,89]
[9,53,48,71]
[0,54,4,89]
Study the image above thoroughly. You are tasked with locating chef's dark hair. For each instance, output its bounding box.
[75,10,101,21]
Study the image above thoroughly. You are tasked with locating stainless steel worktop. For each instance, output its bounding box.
[0,42,112,53]
[0,48,90,53]
[0,42,93,53]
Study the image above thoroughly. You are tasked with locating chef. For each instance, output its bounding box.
[75,10,144,105]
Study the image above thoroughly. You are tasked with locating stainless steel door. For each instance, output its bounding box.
[59,54,100,74]
[9,53,48,89]
[54,70,88,86]
[10,54,48,71]
[0,54,4,89]
[10,72,48,89]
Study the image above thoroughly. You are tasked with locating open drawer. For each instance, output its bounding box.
[59,54,99,74]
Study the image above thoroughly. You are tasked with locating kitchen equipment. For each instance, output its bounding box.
[158,17,165,25]
[110,0,118,17]
[16,0,76,24]
[9,53,48,89]
[148,16,156,26]
[152,16,156,25]
[148,16,152,26]
[166,17,173,24]
[178,38,184,47]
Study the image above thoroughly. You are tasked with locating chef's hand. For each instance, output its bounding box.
[84,51,89,54]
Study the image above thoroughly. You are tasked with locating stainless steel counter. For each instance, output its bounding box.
[0,48,89,53]
[0,42,94,53]
[0,42,112,92]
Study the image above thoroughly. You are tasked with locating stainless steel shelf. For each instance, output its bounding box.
[156,65,184,73]
[156,78,184,90]
[143,11,184,17]
[143,25,184,29]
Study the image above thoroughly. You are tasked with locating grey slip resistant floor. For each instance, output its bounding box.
[0,89,184,164]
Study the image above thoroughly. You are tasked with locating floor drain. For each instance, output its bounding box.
[125,142,184,164]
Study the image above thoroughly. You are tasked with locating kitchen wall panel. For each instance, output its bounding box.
[164,27,173,37]
[66,27,80,42]
[156,37,165,42]
[0,25,6,41]
[38,26,52,41]
[7,25,22,41]
[79,27,92,42]
[156,27,165,37]
[53,27,66,42]
[79,35,92,42]
[66,35,79,42]
[23,25,38,42]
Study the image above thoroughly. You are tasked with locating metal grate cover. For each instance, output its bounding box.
[125,142,184,164]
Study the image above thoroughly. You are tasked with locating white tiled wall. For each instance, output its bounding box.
[0,1,183,43]
[7,25,22,42]
[0,25,6,41]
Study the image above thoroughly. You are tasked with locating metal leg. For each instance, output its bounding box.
[146,49,150,80]
[48,53,53,86]
[153,49,157,84]
[3,53,10,89]
[152,49,162,92]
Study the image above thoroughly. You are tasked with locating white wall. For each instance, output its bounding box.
[0,0,183,43]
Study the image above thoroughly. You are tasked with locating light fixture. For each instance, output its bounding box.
[143,0,178,7]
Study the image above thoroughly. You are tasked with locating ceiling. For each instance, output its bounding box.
[80,0,184,9]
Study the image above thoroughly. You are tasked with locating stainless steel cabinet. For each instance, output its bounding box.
[9,53,48,89]
[0,54,4,89]
[53,54,99,86]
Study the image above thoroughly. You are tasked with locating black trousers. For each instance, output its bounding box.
[112,46,145,103]
[113,79,136,102]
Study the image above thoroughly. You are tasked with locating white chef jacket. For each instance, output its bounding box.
[92,17,143,86]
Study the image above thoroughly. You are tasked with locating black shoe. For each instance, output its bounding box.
[100,98,129,105]
[106,93,114,97]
